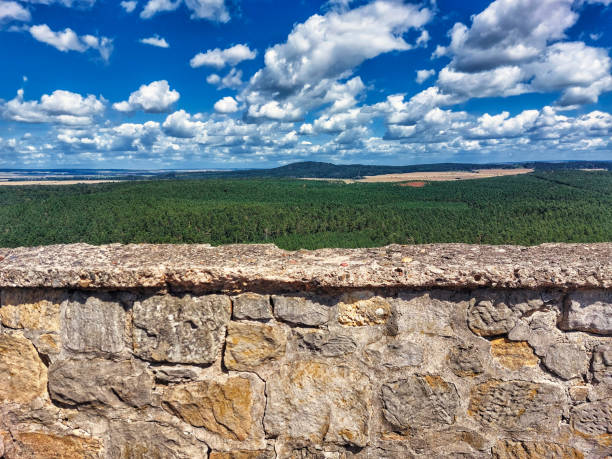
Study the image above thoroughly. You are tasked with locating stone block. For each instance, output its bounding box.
[0,289,65,332]
[0,334,47,404]
[62,292,126,355]
[224,322,287,371]
[132,293,231,364]
[542,343,588,380]
[2,432,101,459]
[563,290,612,335]
[492,440,584,459]
[447,343,484,377]
[571,401,612,439]
[271,295,331,327]
[264,360,370,447]
[209,451,273,459]
[381,375,460,430]
[162,376,256,441]
[48,358,153,408]
[490,338,539,370]
[298,330,357,357]
[468,379,564,432]
[592,344,612,386]
[363,339,423,369]
[337,292,391,326]
[233,293,273,321]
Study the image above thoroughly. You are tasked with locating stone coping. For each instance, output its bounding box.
[0,243,611,291]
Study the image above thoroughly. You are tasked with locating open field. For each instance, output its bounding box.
[0,170,610,249]
[0,180,119,186]
[304,168,534,183]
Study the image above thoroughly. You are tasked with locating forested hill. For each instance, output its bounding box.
[158,160,612,180]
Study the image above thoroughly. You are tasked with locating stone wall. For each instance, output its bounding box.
[0,243,610,458]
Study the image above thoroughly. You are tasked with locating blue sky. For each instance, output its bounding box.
[0,0,611,169]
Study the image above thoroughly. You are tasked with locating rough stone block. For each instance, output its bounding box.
[571,401,612,439]
[0,289,65,332]
[0,334,47,404]
[492,440,584,459]
[381,375,460,430]
[592,344,612,386]
[62,292,126,355]
[132,293,231,364]
[232,293,273,321]
[363,339,423,369]
[48,358,153,408]
[337,292,391,326]
[209,451,273,459]
[490,338,539,370]
[162,376,256,441]
[542,343,588,380]
[298,330,357,357]
[264,360,370,447]
[468,379,564,432]
[1,431,102,459]
[271,295,331,326]
[447,343,484,377]
[224,322,287,371]
[563,291,612,335]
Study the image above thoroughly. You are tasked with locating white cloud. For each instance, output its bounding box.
[190,44,256,69]
[113,80,180,113]
[120,0,137,12]
[214,96,239,113]
[141,0,229,22]
[20,0,96,7]
[206,68,243,89]
[29,24,113,61]
[416,69,435,84]
[139,35,169,48]
[416,30,430,47]
[0,1,31,22]
[2,89,105,125]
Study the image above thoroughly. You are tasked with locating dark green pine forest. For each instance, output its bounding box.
[1,170,611,249]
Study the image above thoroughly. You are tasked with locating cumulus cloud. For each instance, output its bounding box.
[113,80,180,113]
[0,1,31,22]
[206,68,243,89]
[141,0,229,22]
[29,24,113,60]
[120,0,137,12]
[20,0,96,7]
[190,44,256,69]
[416,69,435,84]
[139,35,169,48]
[2,89,106,125]
[214,96,239,113]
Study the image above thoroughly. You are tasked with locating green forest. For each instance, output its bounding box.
[1,170,611,249]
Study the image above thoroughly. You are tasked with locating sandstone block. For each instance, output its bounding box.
[264,361,370,447]
[381,375,459,430]
[563,290,612,335]
[132,294,231,364]
[571,401,612,439]
[108,420,209,458]
[62,292,126,355]
[48,358,153,408]
[592,344,612,385]
[363,339,423,369]
[162,376,256,441]
[298,330,357,357]
[447,343,484,377]
[224,322,287,371]
[0,289,65,331]
[271,295,330,326]
[492,440,584,459]
[337,292,391,326]
[233,293,273,321]
[2,431,101,459]
[490,338,539,370]
[542,343,588,380]
[0,334,47,404]
[468,380,564,432]
[209,450,273,459]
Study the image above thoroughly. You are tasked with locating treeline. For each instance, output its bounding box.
[0,170,611,249]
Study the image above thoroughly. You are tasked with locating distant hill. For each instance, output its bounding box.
[157,160,612,180]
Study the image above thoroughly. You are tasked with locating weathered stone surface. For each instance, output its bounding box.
[132,293,231,364]
[571,401,612,439]
[492,440,584,459]
[381,375,460,430]
[363,339,423,369]
[490,338,539,370]
[468,380,564,432]
[592,344,612,385]
[48,358,153,408]
[448,343,484,377]
[108,420,208,458]
[209,450,273,459]
[224,322,287,371]
[337,292,391,326]
[0,289,65,331]
[272,295,331,326]
[153,366,199,384]
[563,290,612,335]
[392,291,459,336]
[62,292,126,355]
[264,361,370,447]
[233,293,273,321]
[2,431,102,459]
[298,330,357,357]
[0,334,47,404]
[162,376,256,441]
[542,343,588,380]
